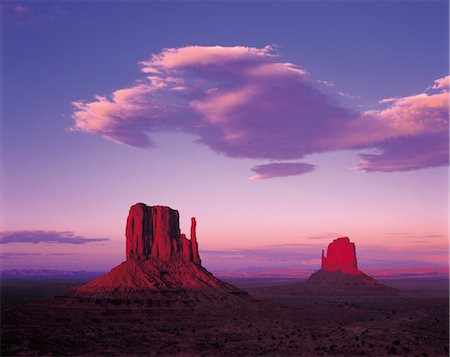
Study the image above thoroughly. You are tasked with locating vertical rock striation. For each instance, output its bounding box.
[150,205,180,261]
[125,203,200,263]
[126,203,153,260]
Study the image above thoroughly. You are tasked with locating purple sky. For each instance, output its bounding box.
[1,1,448,272]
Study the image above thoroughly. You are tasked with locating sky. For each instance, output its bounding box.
[1,1,448,272]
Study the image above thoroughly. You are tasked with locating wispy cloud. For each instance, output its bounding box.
[71,45,449,179]
[387,232,412,236]
[0,252,40,260]
[306,232,343,240]
[424,234,447,238]
[385,233,447,239]
[356,79,449,172]
[0,252,76,260]
[250,162,316,180]
[0,231,109,245]
[1,2,68,27]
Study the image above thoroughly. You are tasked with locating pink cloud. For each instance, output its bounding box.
[140,45,277,69]
[366,91,448,136]
[71,46,449,178]
[354,132,448,172]
[356,75,449,172]
[430,75,449,90]
[250,162,316,180]
[72,85,164,147]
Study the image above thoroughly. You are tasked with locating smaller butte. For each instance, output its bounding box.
[305,237,395,294]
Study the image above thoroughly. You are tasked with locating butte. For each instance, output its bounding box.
[304,237,395,295]
[68,203,247,305]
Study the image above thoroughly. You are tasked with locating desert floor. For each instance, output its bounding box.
[1,277,448,356]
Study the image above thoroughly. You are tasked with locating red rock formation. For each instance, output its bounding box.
[125,203,200,263]
[321,237,358,273]
[305,236,394,294]
[191,217,201,264]
[126,203,153,260]
[180,233,193,262]
[71,203,244,299]
[150,205,180,261]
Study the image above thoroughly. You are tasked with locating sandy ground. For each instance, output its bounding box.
[1,277,448,356]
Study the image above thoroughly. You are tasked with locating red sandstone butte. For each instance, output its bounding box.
[125,203,201,263]
[306,237,392,292]
[70,203,242,298]
[321,237,358,273]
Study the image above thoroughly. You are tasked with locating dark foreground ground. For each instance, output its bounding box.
[1,277,448,356]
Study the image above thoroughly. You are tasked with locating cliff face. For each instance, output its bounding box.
[125,203,201,264]
[321,237,358,273]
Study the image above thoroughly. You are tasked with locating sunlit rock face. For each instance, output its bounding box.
[321,237,358,273]
[125,203,201,263]
[70,203,243,299]
[306,237,394,294]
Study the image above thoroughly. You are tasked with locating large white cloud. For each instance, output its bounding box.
[72,45,449,178]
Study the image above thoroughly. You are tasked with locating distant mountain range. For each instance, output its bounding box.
[1,267,448,280]
[0,269,105,280]
[214,267,449,280]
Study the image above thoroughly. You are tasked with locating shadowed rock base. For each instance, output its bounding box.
[304,270,395,295]
[69,258,245,300]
